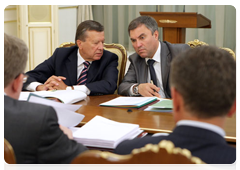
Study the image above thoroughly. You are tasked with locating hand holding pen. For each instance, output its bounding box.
[138,81,160,97]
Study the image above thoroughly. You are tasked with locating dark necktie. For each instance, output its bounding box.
[77,61,90,85]
[147,59,158,86]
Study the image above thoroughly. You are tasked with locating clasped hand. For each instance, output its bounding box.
[36,75,67,91]
[138,83,161,97]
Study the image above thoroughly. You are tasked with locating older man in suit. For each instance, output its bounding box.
[118,16,190,98]
[115,46,236,164]
[4,33,88,163]
[23,20,118,96]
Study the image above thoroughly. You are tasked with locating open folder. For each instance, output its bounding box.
[19,90,87,104]
[100,97,157,108]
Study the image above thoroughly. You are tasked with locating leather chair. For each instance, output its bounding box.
[4,138,16,164]
[71,140,205,164]
[59,42,127,94]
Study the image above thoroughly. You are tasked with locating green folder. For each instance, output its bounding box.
[150,100,173,109]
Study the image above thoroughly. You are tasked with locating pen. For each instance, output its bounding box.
[150,80,157,95]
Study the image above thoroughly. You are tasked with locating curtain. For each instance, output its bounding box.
[92,5,156,51]
[77,5,93,24]
[92,5,236,53]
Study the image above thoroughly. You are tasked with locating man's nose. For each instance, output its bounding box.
[98,42,104,50]
[136,40,142,48]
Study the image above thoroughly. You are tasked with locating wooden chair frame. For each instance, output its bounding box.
[71,140,205,164]
[4,138,16,164]
[187,39,236,60]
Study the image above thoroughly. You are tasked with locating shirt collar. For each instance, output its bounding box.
[77,49,92,66]
[176,120,225,137]
[145,42,161,64]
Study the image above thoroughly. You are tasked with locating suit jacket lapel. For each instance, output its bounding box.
[65,51,78,85]
[138,58,148,83]
[160,41,170,94]
[87,60,99,83]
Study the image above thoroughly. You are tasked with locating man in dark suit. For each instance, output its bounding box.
[115,46,236,164]
[118,16,190,98]
[23,20,118,96]
[4,33,88,163]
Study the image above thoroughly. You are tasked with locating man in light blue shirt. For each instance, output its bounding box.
[115,46,236,164]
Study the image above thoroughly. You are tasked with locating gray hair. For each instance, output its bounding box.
[75,20,104,44]
[170,46,236,118]
[4,33,28,87]
[128,15,158,35]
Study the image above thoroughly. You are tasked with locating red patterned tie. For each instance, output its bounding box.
[77,61,90,85]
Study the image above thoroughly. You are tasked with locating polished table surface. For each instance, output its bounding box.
[75,94,236,143]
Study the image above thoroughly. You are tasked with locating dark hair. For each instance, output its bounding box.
[75,20,104,43]
[128,15,158,35]
[170,46,236,118]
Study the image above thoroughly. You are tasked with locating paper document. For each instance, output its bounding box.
[100,97,157,108]
[70,116,143,149]
[28,94,81,111]
[28,95,84,127]
[19,90,87,104]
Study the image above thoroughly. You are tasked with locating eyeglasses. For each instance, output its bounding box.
[23,74,28,83]
[15,73,28,83]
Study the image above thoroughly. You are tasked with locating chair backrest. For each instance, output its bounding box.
[59,42,127,94]
[4,138,16,164]
[103,43,127,93]
[71,140,205,164]
[187,39,236,60]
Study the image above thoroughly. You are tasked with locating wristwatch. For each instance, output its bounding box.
[133,84,139,95]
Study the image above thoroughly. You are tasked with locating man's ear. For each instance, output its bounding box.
[227,100,236,117]
[171,87,180,113]
[12,74,23,93]
[171,87,180,123]
[76,40,82,49]
[153,30,159,40]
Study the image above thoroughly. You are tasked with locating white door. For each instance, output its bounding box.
[18,5,59,71]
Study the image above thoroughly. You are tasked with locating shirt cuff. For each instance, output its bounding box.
[129,84,138,96]
[68,85,90,95]
[26,82,43,91]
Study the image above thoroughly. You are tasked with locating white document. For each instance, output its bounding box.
[19,90,87,104]
[100,97,157,108]
[28,95,84,127]
[19,92,30,101]
[70,115,142,149]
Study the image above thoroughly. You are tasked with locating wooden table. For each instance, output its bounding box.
[74,94,236,144]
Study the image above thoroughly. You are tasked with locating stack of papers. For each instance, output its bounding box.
[70,116,142,149]
[100,97,157,108]
[144,99,173,112]
[19,90,87,104]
